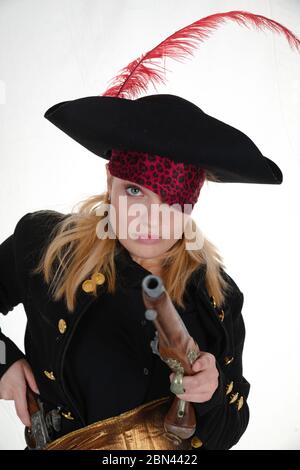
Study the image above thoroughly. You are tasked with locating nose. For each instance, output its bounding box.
[135,199,161,235]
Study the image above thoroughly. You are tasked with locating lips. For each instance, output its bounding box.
[138,234,160,239]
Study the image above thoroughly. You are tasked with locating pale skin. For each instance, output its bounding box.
[0,359,39,427]
[0,168,218,427]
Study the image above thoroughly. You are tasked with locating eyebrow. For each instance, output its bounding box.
[123,181,144,190]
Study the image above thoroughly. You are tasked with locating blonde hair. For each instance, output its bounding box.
[31,170,232,313]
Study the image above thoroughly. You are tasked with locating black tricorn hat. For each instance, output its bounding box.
[44,93,283,185]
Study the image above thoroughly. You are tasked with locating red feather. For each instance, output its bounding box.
[101,10,300,99]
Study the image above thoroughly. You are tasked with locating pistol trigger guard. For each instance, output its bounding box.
[170,370,185,395]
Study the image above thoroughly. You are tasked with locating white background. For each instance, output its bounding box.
[0,0,299,450]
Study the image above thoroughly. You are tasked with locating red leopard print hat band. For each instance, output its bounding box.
[107,148,206,212]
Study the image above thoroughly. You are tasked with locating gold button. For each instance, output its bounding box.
[44,370,56,381]
[91,272,105,285]
[224,356,234,366]
[61,411,75,420]
[58,318,67,334]
[229,392,239,404]
[225,381,234,396]
[191,435,203,448]
[210,295,217,308]
[82,279,94,293]
[218,309,225,322]
[236,395,244,411]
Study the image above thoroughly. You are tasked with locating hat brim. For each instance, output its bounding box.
[44,94,283,185]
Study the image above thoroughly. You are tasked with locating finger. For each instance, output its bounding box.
[178,375,219,401]
[176,391,212,403]
[14,388,31,427]
[192,353,215,372]
[168,353,213,379]
[169,372,208,396]
[184,373,213,393]
[177,373,214,398]
[23,363,39,394]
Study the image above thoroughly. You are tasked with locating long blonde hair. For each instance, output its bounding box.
[31,171,232,313]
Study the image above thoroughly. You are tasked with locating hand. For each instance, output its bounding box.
[169,352,219,403]
[0,358,39,427]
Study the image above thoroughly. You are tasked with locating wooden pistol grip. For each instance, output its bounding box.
[26,387,40,417]
[24,387,40,449]
[159,337,201,440]
[164,397,196,440]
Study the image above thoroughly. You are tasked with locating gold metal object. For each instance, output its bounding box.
[210,295,224,321]
[225,381,234,395]
[44,370,55,381]
[218,309,225,322]
[82,272,106,293]
[191,435,203,448]
[210,295,217,308]
[229,392,239,404]
[61,411,75,420]
[58,318,67,334]
[224,356,234,365]
[236,395,244,411]
[81,279,94,293]
[92,272,106,285]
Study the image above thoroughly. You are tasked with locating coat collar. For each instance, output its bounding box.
[113,239,207,290]
[114,241,157,288]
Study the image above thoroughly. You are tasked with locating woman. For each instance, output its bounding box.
[0,93,282,450]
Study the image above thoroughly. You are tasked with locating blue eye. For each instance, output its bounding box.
[125,185,142,196]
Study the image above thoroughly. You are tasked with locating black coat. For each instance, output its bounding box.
[0,210,250,450]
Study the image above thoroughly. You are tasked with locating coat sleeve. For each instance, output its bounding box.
[0,212,34,378]
[191,287,250,450]
[0,210,69,379]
